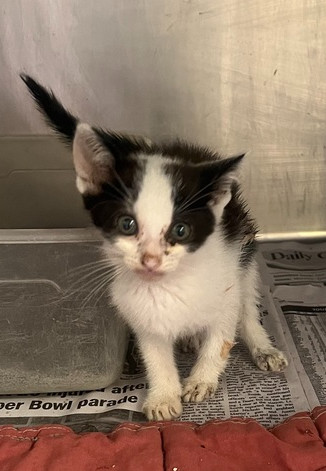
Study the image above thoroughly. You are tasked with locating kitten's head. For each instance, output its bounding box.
[21,74,244,280]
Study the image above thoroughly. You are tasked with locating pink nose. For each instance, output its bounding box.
[141,253,162,270]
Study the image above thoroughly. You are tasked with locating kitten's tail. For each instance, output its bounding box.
[20,74,78,145]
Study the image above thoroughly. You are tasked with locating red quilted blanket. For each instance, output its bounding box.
[0,407,325,471]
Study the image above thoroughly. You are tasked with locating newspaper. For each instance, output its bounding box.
[0,240,325,431]
[257,240,326,286]
[272,284,326,407]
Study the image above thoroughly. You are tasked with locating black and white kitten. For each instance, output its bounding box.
[21,75,288,421]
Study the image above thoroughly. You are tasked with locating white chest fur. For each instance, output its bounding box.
[110,235,241,339]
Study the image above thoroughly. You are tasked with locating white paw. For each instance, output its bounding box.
[143,394,183,421]
[253,347,288,372]
[182,379,216,403]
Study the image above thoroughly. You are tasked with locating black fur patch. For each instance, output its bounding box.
[20,74,149,235]
[20,74,77,144]
[95,128,152,160]
[164,154,252,253]
[239,239,258,268]
[221,186,258,254]
[165,208,215,252]
[160,140,220,164]
[83,157,146,238]
[164,163,216,251]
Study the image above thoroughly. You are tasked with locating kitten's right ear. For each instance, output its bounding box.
[73,123,113,194]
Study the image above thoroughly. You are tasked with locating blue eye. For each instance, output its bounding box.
[171,223,191,241]
[117,216,138,236]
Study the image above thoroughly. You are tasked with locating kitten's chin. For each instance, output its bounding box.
[134,268,165,281]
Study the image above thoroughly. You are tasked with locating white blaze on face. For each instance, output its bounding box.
[108,155,186,275]
[134,157,173,255]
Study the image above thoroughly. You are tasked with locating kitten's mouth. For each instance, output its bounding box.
[134,268,164,281]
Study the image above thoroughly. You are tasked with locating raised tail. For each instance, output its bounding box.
[20,74,78,144]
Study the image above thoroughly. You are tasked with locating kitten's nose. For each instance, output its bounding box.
[141,252,162,270]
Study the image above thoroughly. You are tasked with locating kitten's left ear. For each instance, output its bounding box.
[200,153,245,209]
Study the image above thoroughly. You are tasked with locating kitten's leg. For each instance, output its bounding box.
[138,333,183,421]
[239,264,288,371]
[182,326,236,403]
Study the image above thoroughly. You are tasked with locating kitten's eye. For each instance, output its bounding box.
[171,223,191,241]
[117,216,138,236]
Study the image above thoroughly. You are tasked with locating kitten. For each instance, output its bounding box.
[21,74,288,421]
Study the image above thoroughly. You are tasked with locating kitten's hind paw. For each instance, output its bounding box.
[177,332,204,354]
[178,336,201,354]
[253,347,288,372]
[182,379,216,403]
[143,394,183,421]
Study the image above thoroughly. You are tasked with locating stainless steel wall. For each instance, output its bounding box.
[1,0,325,235]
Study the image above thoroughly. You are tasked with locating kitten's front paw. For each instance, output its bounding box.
[253,347,288,372]
[182,379,216,403]
[143,394,183,421]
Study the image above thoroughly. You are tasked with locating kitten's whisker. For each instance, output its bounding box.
[67,266,117,290]
[177,190,215,213]
[178,186,214,211]
[74,279,112,307]
[178,206,209,214]
[106,181,129,201]
[177,181,215,212]
[177,184,220,212]
[79,269,125,308]
[178,170,225,211]
[86,192,129,213]
[95,269,126,305]
[64,270,118,300]
[177,181,213,210]
[80,278,110,309]
[67,264,113,280]
[111,169,133,201]
[80,272,119,308]
[66,260,112,278]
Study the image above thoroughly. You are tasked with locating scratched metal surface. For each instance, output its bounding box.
[0,0,325,234]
